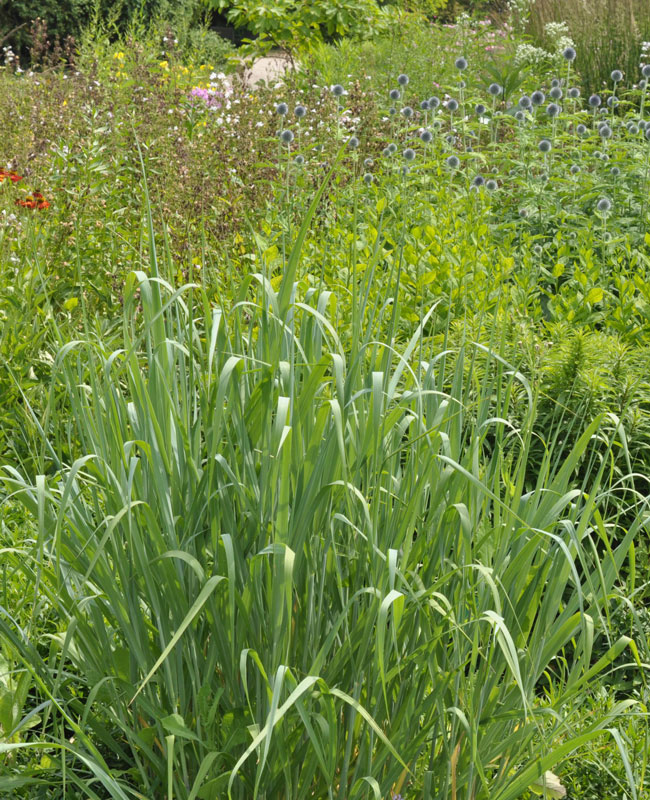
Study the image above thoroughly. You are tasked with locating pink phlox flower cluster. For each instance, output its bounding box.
[189,86,223,108]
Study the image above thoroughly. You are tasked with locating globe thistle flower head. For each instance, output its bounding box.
[433,120,442,130]
[294,154,304,165]
[599,125,612,139]
[563,46,576,61]
[403,147,415,161]
[447,98,459,112]
[397,73,409,86]
[389,88,401,101]
[488,83,502,96]
[276,102,289,115]
[576,123,587,135]
[538,138,552,153]
[428,96,441,109]
[645,127,650,141]
[570,163,580,174]
[610,166,620,177]
[601,152,609,161]
[294,104,306,118]
[519,95,532,109]
[420,129,433,143]
[446,155,460,169]
[551,78,560,88]
[627,122,639,134]
[607,96,619,108]
[459,80,467,89]
[401,165,410,176]
[388,143,397,154]
[466,146,473,152]
[473,174,485,187]
[588,94,602,107]
[280,129,294,144]
[332,84,344,97]
[519,208,529,218]
[382,146,391,157]
[420,99,430,110]
[347,136,359,149]
[546,102,560,117]
[401,106,414,119]
[531,90,545,106]
[455,56,468,71]
[486,179,498,191]
[363,173,373,185]
[446,134,455,144]
[642,64,650,78]
[550,86,563,99]
[611,69,623,83]
[568,87,580,98]
[593,149,602,158]
[596,196,612,213]
[515,110,525,121]
[533,244,543,256]
[641,79,648,89]
[364,157,374,168]
[389,107,397,115]
[640,119,648,131]
[475,103,486,114]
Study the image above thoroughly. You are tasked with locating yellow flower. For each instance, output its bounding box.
[159,60,169,70]
[113,51,125,60]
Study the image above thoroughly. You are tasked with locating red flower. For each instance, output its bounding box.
[0,168,23,184]
[16,191,50,210]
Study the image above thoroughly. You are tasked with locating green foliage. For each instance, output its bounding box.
[206,0,395,58]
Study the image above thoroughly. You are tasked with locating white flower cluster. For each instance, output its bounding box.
[515,22,576,70]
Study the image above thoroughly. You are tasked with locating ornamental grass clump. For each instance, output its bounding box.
[0,167,641,800]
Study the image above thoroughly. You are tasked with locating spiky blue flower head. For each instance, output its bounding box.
[455,56,468,71]
[641,79,648,89]
[294,154,304,165]
[486,179,498,191]
[389,107,397,115]
[627,122,639,134]
[466,145,474,152]
[519,95,532,109]
[388,143,397,154]
[488,83,502,96]
[642,64,650,78]
[401,165,410,176]
[601,152,609,161]
[593,149,602,158]
[551,78,560,88]
[568,87,580,98]
[364,157,374,168]
[446,154,460,169]
[428,96,441,109]
[475,103,486,114]
[531,90,545,106]
[347,136,359,149]
[596,196,612,213]
[610,166,620,176]
[446,134,455,144]
[276,102,289,115]
[519,208,529,218]
[533,244,543,257]
[420,99,430,110]
[588,94,601,107]
[294,105,306,119]
[538,138,552,153]
[645,127,650,141]
[447,98,459,112]
[459,80,466,89]
[332,84,344,97]
[280,129,294,144]
[550,86,563,99]
[515,110,525,121]
[576,123,587,135]
[420,129,433,143]
[363,173,373,185]
[382,146,391,157]
[563,46,576,61]
[570,164,580,174]
[389,88,401,101]
[640,119,648,131]
[599,125,612,139]
[397,73,409,86]
[607,96,619,108]
[611,69,623,82]
[546,102,560,117]
[401,106,414,119]
[473,174,485,186]
[403,147,416,161]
